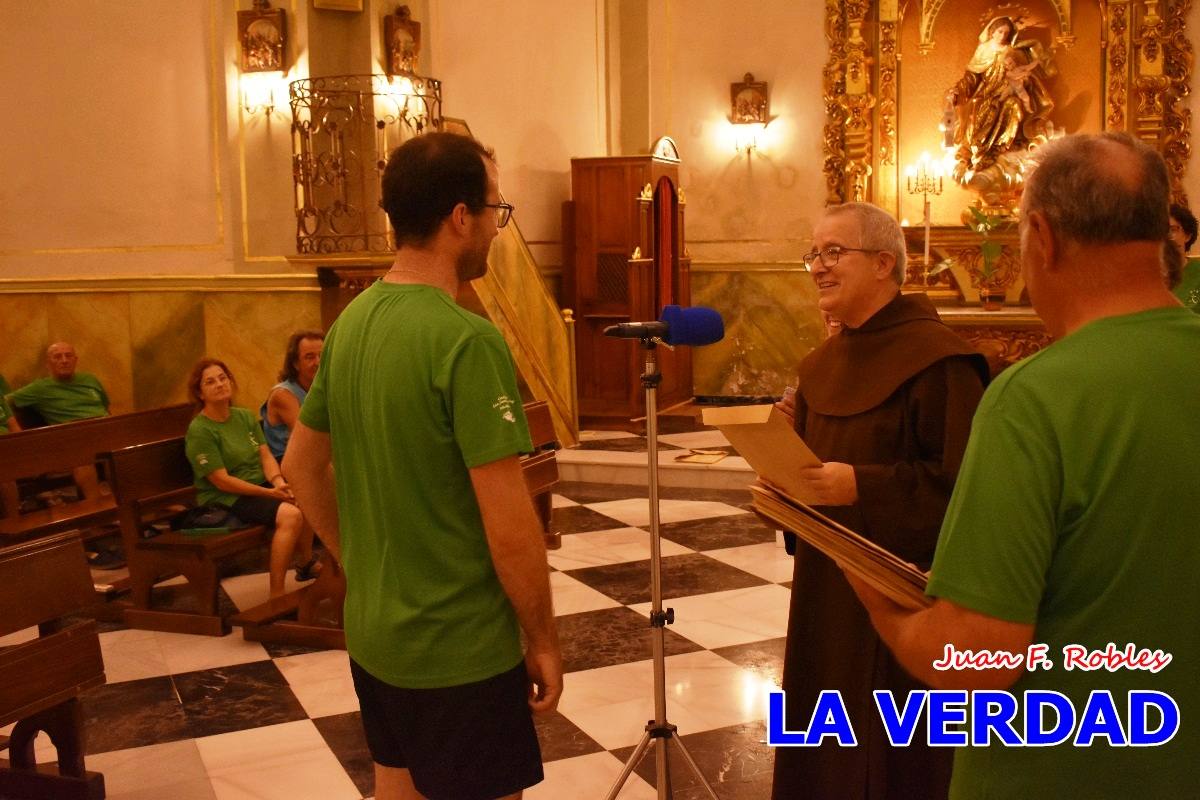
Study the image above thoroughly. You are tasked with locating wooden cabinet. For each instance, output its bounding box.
[563,139,692,429]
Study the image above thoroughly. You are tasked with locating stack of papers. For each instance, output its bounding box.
[700,404,929,610]
[750,482,931,609]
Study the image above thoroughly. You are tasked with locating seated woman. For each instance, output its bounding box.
[185,358,319,597]
[1168,203,1200,312]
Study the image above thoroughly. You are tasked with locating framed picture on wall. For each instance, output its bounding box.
[384,6,421,76]
[313,0,363,11]
[730,73,769,125]
[238,3,287,73]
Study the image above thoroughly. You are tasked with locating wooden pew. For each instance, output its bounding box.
[0,531,107,799]
[523,400,562,551]
[0,404,194,544]
[229,400,564,648]
[102,437,271,636]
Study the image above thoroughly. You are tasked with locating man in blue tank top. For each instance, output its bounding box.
[261,330,324,461]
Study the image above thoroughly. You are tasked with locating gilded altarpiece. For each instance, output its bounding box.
[823,0,1192,372]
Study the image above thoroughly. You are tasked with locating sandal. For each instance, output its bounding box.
[295,555,322,582]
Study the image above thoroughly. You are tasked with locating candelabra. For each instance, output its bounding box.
[904,153,944,274]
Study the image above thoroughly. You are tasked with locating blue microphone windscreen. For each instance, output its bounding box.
[660,305,724,346]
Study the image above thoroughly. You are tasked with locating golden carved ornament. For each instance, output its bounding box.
[823,0,849,204]
[639,183,653,201]
[957,327,1054,373]
[949,245,1022,292]
[877,20,898,167]
[1134,1,1166,68]
[1159,0,1193,203]
[1107,4,1131,131]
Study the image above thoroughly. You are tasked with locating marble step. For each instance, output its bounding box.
[555,430,754,491]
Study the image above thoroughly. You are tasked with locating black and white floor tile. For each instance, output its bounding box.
[2,469,793,799]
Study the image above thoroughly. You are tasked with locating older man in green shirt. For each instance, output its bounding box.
[8,342,110,426]
[0,374,16,435]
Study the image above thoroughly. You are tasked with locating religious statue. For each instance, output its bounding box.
[945,15,1056,205]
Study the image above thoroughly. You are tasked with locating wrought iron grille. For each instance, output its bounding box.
[290,74,443,254]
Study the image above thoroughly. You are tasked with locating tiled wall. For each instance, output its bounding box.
[0,286,321,418]
[0,267,820,419]
[690,266,823,397]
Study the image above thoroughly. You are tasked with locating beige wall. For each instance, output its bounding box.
[3,2,1197,277]
[2,2,1197,403]
[643,1,829,266]
[427,0,609,276]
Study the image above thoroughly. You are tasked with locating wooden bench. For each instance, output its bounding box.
[101,437,271,636]
[0,404,194,545]
[0,531,107,799]
[229,400,564,648]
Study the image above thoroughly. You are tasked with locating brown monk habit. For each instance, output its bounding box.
[772,292,988,800]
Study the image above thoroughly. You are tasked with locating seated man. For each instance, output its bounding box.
[0,375,17,517]
[0,373,18,434]
[261,330,324,462]
[6,345,111,543]
[8,342,110,425]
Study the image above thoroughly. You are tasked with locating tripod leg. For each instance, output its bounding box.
[664,734,721,800]
[604,730,653,800]
[655,736,672,799]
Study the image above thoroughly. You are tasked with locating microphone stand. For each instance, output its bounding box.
[605,337,720,800]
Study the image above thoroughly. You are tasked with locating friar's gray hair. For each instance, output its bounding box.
[824,202,907,284]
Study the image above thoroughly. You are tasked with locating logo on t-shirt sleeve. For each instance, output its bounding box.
[493,394,516,423]
[197,452,209,467]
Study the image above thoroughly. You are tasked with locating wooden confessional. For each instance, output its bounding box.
[562,137,692,429]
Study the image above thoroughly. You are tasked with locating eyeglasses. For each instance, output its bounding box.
[801,246,880,270]
[482,202,514,228]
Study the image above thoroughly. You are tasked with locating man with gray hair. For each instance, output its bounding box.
[773,201,989,799]
[847,133,1200,796]
[7,342,109,426]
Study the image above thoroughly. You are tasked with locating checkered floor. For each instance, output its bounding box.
[2,472,790,799]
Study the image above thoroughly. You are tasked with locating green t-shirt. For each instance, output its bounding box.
[300,281,533,689]
[8,373,109,425]
[185,407,268,507]
[927,307,1200,799]
[0,374,10,434]
[1173,256,1200,312]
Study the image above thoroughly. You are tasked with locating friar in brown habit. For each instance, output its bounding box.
[772,202,989,800]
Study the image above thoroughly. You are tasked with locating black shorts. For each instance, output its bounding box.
[227,485,282,527]
[349,658,543,800]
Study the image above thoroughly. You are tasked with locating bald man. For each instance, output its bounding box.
[847,133,1200,797]
[8,342,110,426]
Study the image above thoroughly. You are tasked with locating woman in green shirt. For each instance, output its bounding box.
[1168,204,1200,312]
[184,358,319,597]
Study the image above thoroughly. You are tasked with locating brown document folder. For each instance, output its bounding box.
[749,481,931,609]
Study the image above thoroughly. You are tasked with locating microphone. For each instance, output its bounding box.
[603,305,724,346]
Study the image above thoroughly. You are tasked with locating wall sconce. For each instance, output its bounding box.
[729,72,771,155]
[241,72,279,116]
[238,0,287,117]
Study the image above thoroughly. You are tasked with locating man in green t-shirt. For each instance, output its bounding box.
[285,133,560,800]
[8,342,110,426]
[843,132,1200,798]
[0,373,16,435]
